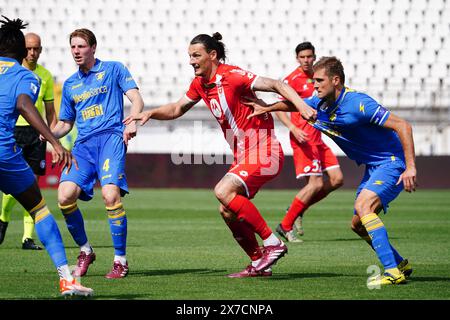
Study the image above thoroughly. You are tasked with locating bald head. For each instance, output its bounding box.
[23,32,42,69]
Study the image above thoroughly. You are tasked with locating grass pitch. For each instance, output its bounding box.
[0,188,449,300]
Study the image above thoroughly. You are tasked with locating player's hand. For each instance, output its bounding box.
[299,104,317,122]
[123,121,138,146]
[123,111,152,126]
[242,96,270,119]
[51,142,78,173]
[291,127,308,143]
[397,167,417,192]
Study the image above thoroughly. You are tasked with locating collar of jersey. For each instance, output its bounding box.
[201,63,224,88]
[322,86,349,114]
[77,58,102,78]
[0,56,18,64]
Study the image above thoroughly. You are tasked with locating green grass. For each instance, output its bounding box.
[0,189,449,300]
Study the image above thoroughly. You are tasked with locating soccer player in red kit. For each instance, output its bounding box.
[124,33,316,277]
[275,42,344,242]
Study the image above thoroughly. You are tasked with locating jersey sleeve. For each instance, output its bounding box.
[115,62,138,93]
[185,79,201,102]
[59,82,76,122]
[43,72,54,102]
[231,68,258,92]
[16,72,40,104]
[303,94,321,110]
[358,95,390,126]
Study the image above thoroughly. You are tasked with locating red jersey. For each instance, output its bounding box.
[283,67,322,146]
[186,63,280,159]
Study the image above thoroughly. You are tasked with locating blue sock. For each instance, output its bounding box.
[32,202,68,268]
[390,244,404,265]
[59,203,88,247]
[107,203,127,256]
[361,213,397,270]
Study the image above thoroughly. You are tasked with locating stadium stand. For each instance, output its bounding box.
[0,0,449,155]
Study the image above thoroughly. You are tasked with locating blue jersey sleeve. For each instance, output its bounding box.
[115,62,138,94]
[59,82,76,122]
[303,94,321,110]
[16,72,39,104]
[357,95,391,127]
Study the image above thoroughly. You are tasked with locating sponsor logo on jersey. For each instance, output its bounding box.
[71,83,83,89]
[73,86,108,103]
[81,104,104,121]
[210,98,223,118]
[239,170,249,177]
[359,102,365,114]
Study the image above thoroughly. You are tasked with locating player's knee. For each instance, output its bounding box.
[330,173,344,189]
[57,189,78,206]
[214,183,230,204]
[102,192,120,207]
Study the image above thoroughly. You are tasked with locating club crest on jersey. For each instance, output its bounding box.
[96,71,105,81]
[210,98,223,118]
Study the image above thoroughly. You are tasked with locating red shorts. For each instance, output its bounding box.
[292,142,339,179]
[227,145,284,199]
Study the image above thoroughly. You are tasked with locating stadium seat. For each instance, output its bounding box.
[3,0,445,156]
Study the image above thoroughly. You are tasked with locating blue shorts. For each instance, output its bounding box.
[60,132,128,201]
[355,160,406,213]
[0,150,35,195]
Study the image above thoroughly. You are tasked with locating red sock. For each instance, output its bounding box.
[226,195,272,240]
[309,189,328,206]
[281,197,307,231]
[225,220,263,261]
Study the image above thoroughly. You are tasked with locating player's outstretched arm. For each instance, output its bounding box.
[123,95,197,126]
[383,113,418,192]
[251,76,317,121]
[17,94,74,171]
[242,96,296,119]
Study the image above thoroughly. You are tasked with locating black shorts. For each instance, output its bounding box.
[14,126,47,176]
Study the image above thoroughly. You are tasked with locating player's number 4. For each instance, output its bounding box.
[103,158,110,172]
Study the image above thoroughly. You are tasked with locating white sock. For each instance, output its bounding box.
[114,255,127,265]
[80,242,92,254]
[57,264,73,281]
[263,233,281,247]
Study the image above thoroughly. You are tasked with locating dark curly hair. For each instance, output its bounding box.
[0,16,28,61]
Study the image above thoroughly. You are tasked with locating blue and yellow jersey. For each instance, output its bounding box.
[305,87,404,166]
[59,59,137,143]
[0,57,39,160]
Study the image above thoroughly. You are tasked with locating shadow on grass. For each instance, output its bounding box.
[309,237,400,242]
[63,244,141,249]
[130,268,227,277]
[270,272,348,280]
[89,293,153,300]
[409,276,450,282]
